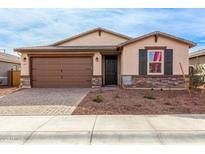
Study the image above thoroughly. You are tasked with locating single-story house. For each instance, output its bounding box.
[0,52,20,85]
[15,27,196,89]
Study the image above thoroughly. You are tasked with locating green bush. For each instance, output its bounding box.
[143,95,156,100]
[93,95,103,103]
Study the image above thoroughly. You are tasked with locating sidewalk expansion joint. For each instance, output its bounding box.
[22,116,55,145]
[145,116,164,145]
[89,115,98,145]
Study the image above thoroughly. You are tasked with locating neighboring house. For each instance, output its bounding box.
[15,27,196,89]
[189,49,205,81]
[189,49,205,67]
[0,52,20,85]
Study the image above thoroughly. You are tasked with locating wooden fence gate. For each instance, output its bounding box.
[8,69,20,87]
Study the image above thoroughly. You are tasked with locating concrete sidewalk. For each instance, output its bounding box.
[0,115,205,144]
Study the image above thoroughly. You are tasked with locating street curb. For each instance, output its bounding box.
[1,130,205,144]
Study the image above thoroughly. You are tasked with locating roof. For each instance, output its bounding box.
[0,52,20,64]
[189,49,205,58]
[14,45,119,52]
[50,27,132,46]
[14,28,197,52]
[119,31,196,48]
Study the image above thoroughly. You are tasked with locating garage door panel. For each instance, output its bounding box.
[62,69,92,72]
[32,82,62,88]
[32,58,61,62]
[63,77,92,80]
[33,76,61,82]
[32,64,61,67]
[34,61,60,64]
[62,74,92,77]
[62,73,91,77]
[33,74,91,80]
[32,60,61,64]
[33,82,91,88]
[32,70,61,75]
[31,57,92,88]
[62,70,92,74]
[32,65,61,70]
[61,61,92,64]
[32,76,61,80]
[33,71,91,77]
[61,57,91,61]
[62,64,91,67]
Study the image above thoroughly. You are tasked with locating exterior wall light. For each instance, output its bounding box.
[23,57,27,61]
[95,57,99,62]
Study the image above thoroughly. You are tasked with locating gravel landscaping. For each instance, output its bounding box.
[73,88,205,115]
[0,86,19,96]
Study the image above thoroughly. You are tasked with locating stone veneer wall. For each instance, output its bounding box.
[21,75,31,88]
[122,75,188,89]
[91,75,102,88]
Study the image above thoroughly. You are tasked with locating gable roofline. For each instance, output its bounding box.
[189,48,205,58]
[118,31,196,48]
[14,45,118,52]
[50,27,132,46]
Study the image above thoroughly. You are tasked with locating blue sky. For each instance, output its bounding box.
[0,8,205,55]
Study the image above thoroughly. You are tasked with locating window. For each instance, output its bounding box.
[148,50,164,74]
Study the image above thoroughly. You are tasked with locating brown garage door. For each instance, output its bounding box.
[31,57,92,88]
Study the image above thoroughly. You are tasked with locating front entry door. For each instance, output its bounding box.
[105,56,117,85]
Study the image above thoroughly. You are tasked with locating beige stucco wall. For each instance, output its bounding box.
[121,36,190,75]
[20,51,102,77]
[20,53,29,76]
[20,34,190,79]
[19,30,127,78]
[93,52,102,76]
[59,31,128,46]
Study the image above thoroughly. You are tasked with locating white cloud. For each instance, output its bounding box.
[0,9,205,55]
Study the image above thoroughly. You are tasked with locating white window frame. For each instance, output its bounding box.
[147,49,164,75]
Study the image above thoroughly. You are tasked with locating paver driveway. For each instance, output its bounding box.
[0,88,90,115]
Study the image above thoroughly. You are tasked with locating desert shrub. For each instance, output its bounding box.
[143,90,156,100]
[93,95,103,103]
[190,75,204,88]
[164,101,172,105]
[189,65,205,88]
[143,95,156,100]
